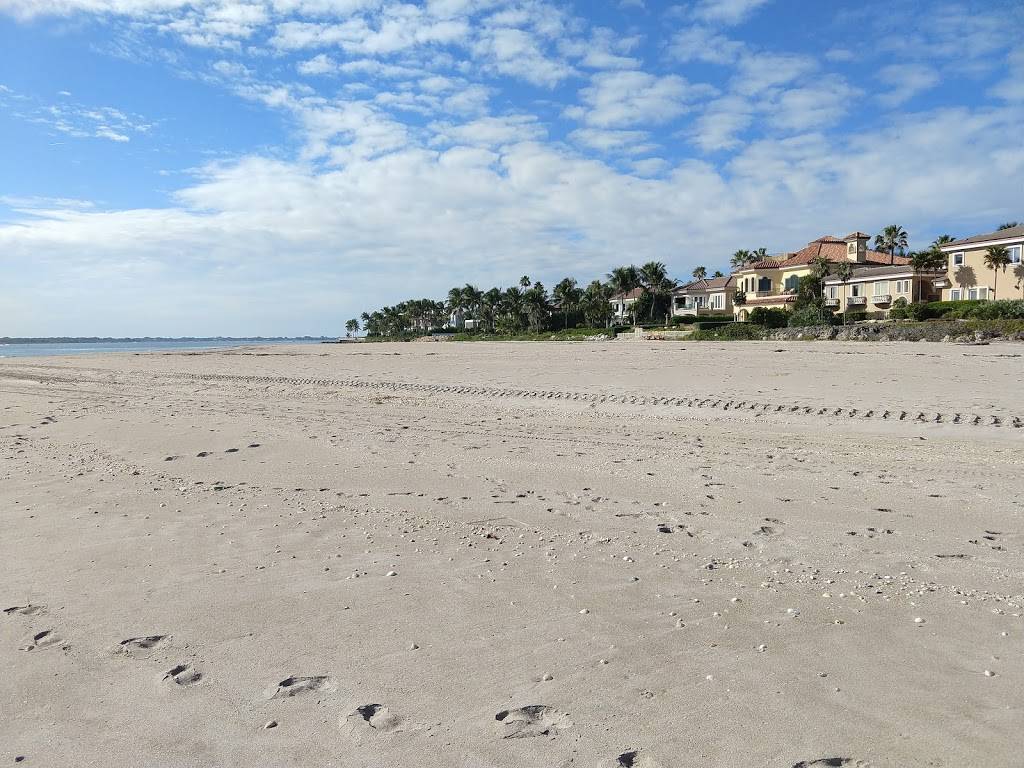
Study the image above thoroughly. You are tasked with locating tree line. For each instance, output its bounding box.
[351,262,689,337]
[346,222,1022,337]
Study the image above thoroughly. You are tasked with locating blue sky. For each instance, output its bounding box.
[1,0,1022,336]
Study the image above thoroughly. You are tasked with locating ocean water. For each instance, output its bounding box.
[0,338,329,358]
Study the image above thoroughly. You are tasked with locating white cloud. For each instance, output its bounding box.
[667,25,742,65]
[569,128,653,154]
[990,49,1024,102]
[876,63,940,107]
[692,0,772,25]
[731,52,817,96]
[565,70,715,128]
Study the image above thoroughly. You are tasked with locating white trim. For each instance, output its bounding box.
[940,235,1024,252]
[950,289,962,300]
[952,252,965,266]
[1009,244,1022,264]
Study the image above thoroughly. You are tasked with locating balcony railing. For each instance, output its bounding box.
[872,294,892,304]
[824,298,840,307]
[754,290,773,297]
[847,296,867,306]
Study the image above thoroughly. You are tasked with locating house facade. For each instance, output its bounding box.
[822,265,941,316]
[610,287,643,323]
[732,233,910,320]
[935,225,1024,301]
[673,276,733,316]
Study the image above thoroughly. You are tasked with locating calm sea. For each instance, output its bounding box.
[0,338,329,358]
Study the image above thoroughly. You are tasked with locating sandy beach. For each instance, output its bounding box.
[1,340,1021,768]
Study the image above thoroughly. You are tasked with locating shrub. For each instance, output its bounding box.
[693,320,735,331]
[788,305,836,327]
[949,299,1024,320]
[843,311,869,323]
[691,323,766,340]
[909,300,982,320]
[748,307,789,328]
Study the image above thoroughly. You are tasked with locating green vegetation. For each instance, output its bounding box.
[691,323,765,340]
[747,307,789,328]
[448,328,614,342]
[360,260,683,338]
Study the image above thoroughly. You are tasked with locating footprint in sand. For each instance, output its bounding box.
[495,705,572,739]
[118,635,168,656]
[265,676,333,699]
[163,664,202,687]
[21,629,63,651]
[345,703,404,734]
[4,604,44,616]
[609,750,666,768]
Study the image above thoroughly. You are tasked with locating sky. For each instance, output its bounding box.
[1,0,1022,336]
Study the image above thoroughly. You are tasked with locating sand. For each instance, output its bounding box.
[1,340,1021,767]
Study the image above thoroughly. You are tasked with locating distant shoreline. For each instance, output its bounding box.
[0,336,332,345]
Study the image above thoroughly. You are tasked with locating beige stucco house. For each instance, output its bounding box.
[935,225,1024,301]
[822,264,941,316]
[672,275,734,316]
[732,233,910,320]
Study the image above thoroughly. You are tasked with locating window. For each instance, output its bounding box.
[826,286,838,299]
[952,252,965,266]
[850,284,862,297]
[1010,245,1022,264]
[950,289,962,300]
[967,287,990,301]
[784,274,800,292]
[873,281,889,296]
[895,280,910,294]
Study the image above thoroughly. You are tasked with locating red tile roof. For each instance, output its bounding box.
[773,236,910,268]
[611,287,644,300]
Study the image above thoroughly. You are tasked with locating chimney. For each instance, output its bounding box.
[844,232,869,263]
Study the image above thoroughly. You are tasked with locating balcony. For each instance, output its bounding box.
[824,298,840,307]
[847,296,867,306]
[872,294,892,304]
[754,291,773,297]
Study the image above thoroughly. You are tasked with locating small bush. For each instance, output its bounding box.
[693,320,735,331]
[788,305,836,327]
[949,299,1024,320]
[843,311,869,323]
[691,323,766,341]
[748,307,789,328]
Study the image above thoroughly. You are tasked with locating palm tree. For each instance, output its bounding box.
[501,286,525,331]
[481,287,502,331]
[750,247,769,262]
[523,283,549,331]
[833,261,854,325]
[692,266,707,281]
[909,248,947,303]
[712,270,724,278]
[519,275,531,289]
[997,222,1020,231]
[932,235,956,248]
[606,265,640,324]
[345,318,359,337]
[581,280,613,327]
[874,225,908,264]
[639,261,673,323]
[552,277,582,329]
[462,284,484,327]
[730,249,752,269]
[983,245,1011,299]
